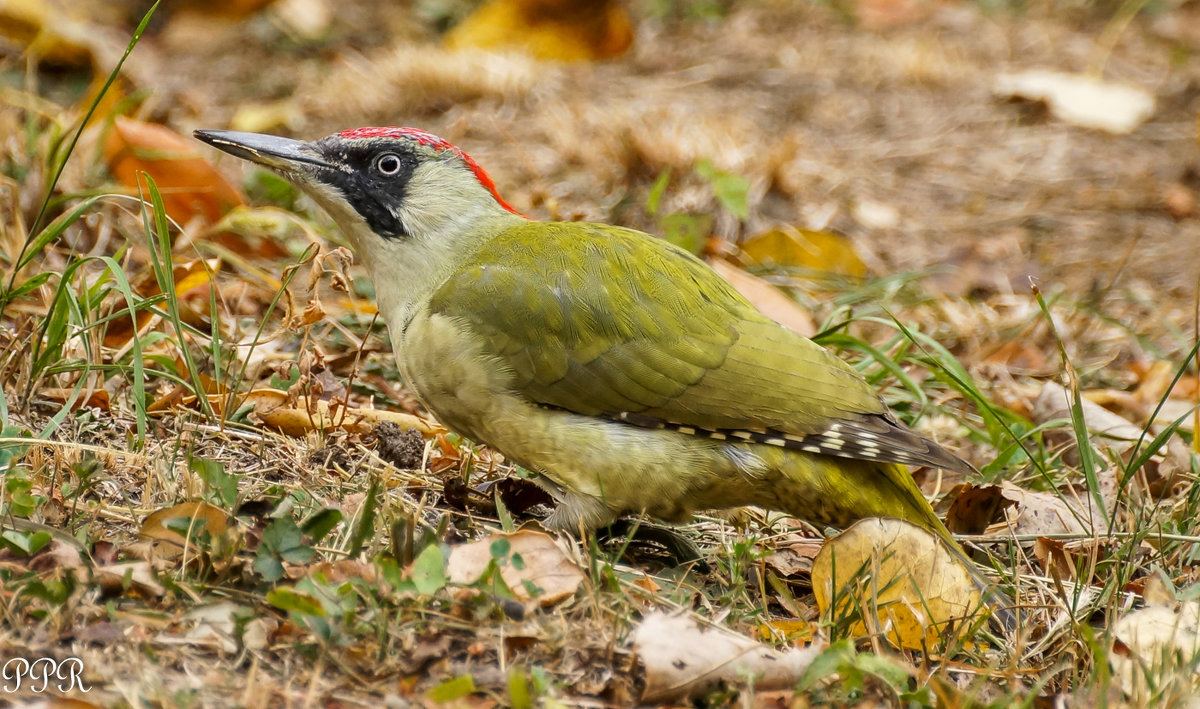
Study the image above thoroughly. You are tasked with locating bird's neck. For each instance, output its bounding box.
[346,207,526,329]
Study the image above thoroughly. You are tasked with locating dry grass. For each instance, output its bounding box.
[1,0,1199,706]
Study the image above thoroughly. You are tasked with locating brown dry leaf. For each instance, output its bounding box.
[993,481,1093,536]
[740,227,867,278]
[763,539,824,577]
[40,387,109,411]
[105,116,245,226]
[811,518,983,650]
[102,258,217,349]
[945,483,1013,535]
[444,0,633,62]
[1141,570,1178,605]
[154,601,246,654]
[140,501,230,558]
[239,389,441,437]
[710,259,815,336]
[1035,536,1155,583]
[1032,536,1074,580]
[446,529,584,607]
[632,612,823,702]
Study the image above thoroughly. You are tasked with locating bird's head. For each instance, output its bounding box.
[195,127,525,313]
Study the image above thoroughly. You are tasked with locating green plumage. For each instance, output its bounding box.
[432,222,882,428]
[428,222,966,473]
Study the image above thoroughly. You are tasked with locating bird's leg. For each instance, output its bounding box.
[533,474,618,531]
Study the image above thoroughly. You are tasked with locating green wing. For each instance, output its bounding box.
[429,222,880,428]
[428,221,965,471]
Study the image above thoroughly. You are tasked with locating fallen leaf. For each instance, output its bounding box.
[763,539,824,577]
[994,70,1156,135]
[446,529,584,606]
[1111,602,1200,703]
[140,501,230,559]
[993,481,1092,537]
[632,612,823,702]
[1034,536,1154,584]
[710,259,815,336]
[235,389,442,437]
[40,387,110,411]
[230,99,304,134]
[811,518,983,650]
[155,601,247,654]
[95,560,165,597]
[740,227,867,278]
[983,341,1049,374]
[756,618,815,644]
[0,0,118,67]
[945,483,1013,535]
[444,0,633,61]
[105,117,245,226]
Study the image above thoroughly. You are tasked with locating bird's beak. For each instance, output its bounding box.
[193,129,332,171]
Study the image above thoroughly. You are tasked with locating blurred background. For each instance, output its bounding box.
[4,0,1198,302]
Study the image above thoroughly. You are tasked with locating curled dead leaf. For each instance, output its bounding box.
[239,389,442,437]
[95,560,165,598]
[994,481,1093,536]
[945,483,1013,535]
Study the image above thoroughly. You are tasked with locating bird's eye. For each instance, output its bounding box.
[375,153,403,176]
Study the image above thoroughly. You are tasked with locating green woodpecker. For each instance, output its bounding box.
[194,126,984,556]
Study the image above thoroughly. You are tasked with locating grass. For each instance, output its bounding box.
[1,10,1199,709]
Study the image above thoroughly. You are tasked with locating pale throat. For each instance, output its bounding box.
[345,199,523,332]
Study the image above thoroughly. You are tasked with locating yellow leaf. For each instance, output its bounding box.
[230,98,302,134]
[0,0,102,67]
[741,227,867,278]
[444,0,633,62]
[811,518,982,650]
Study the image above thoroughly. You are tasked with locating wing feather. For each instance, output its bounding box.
[426,221,967,471]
